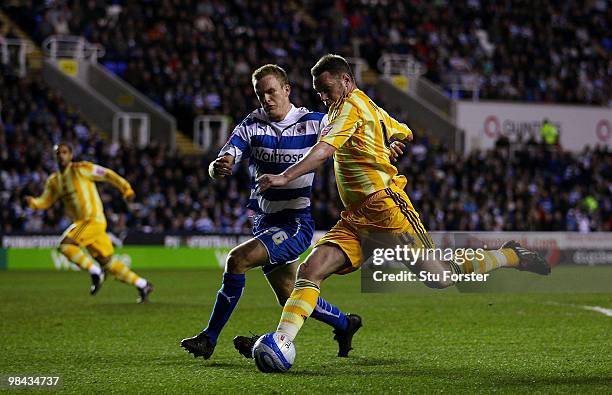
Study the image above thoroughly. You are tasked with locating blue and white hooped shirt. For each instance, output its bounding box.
[219,105,327,217]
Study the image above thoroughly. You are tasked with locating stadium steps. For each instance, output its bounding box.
[1,10,226,157]
[0,10,43,70]
[0,11,178,151]
[176,130,205,156]
[1,10,107,140]
[353,56,461,150]
[375,76,464,151]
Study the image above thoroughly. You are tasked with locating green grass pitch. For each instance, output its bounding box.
[0,267,610,393]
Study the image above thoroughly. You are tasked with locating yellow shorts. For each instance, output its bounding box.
[62,220,114,258]
[315,176,434,274]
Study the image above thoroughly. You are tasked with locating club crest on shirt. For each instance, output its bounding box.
[320,125,332,137]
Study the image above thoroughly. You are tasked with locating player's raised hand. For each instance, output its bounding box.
[389,141,406,162]
[256,174,288,193]
[209,155,234,179]
[124,189,135,202]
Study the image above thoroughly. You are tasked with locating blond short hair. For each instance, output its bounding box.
[251,64,289,86]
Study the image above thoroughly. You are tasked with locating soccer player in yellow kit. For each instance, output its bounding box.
[257,54,550,344]
[26,143,153,303]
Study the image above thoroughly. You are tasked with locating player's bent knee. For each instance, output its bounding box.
[60,237,78,247]
[297,260,327,283]
[225,249,253,274]
[225,239,268,274]
[58,242,76,254]
[96,255,111,266]
[297,245,346,283]
[296,261,317,281]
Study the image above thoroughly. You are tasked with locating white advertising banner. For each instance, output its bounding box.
[456,101,612,152]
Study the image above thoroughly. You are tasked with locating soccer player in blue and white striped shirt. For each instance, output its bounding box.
[180,65,363,360]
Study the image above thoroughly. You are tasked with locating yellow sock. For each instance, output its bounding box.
[462,248,519,274]
[106,259,146,288]
[277,279,320,341]
[59,244,101,275]
[499,248,519,267]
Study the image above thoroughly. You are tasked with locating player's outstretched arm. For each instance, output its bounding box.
[208,154,235,179]
[103,168,134,200]
[81,162,135,200]
[257,141,335,191]
[25,177,59,210]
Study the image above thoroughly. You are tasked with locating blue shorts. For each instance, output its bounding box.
[253,213,315,275]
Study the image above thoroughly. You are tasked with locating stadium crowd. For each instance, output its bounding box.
[4,0,610,136]
[1,65,610,234]
[1,1,610,235]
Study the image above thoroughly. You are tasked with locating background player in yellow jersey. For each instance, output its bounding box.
[257,54,550,344]
[26,143,153,303]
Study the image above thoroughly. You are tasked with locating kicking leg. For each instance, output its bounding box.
[381,188,549,289]
[408,242,550,289]
[181,237,268,359]
[475,241,550,275]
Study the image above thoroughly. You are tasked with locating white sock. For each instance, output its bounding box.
[135,278,147,288]
[490,250,509,267]
[89,264,102,276]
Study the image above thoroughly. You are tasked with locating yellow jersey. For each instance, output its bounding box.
[29,161,134,224]
[320,89,412,209]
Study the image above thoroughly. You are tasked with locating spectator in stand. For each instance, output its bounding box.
[1,1,610,234]
[540,118,559,145]
[2,70,609,235]
[4,0,608,137]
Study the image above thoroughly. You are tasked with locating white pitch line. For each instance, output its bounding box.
[580,305,612,317]
[544,301,612,317]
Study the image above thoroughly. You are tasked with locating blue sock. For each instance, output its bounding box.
[203,272,246,344]
[310,296,349,331]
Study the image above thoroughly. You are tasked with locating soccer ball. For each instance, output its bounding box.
[252,332,296,373]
